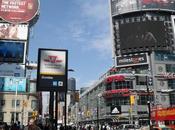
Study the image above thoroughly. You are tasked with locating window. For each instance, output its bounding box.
[168,80,175,89]
[0,112,4,122]
[114,81,133,89]
[112,97,130,106]
[170,94,175,106]
[166,64,175,72]
[136,76,146,85]
[11,112,19,122]
[12,100,20,108]
[0,100,5,106]
[31,100,38,109]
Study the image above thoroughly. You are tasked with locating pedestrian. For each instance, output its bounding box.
[24,118,41,130]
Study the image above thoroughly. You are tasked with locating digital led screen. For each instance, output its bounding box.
[141,0,175,11]
[0,77,26,92]
[113,17,174,55]
[111,0,175,16]
[0,41,26,63]
[119,21,168,49]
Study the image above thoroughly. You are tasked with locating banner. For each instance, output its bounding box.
[0,0,40,23]
[0,76,26,92]
[0,23,28,40]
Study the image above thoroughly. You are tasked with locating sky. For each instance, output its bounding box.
[29,0,114,89]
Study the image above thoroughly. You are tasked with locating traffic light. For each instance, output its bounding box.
[74,91,79,102]
[32,111,38,117]
[130,95,135,105]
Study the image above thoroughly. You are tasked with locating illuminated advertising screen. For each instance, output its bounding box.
[0,23,28,40]
[0,76,26,92]
[37,48,68,92]
[119,21,167,49]
[113,16,173,54]
[110,0,175,16]
[141,0,175,11]
[0,41,26,63]
[111,0,138,16]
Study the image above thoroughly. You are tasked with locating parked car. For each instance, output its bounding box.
[117,124,140,130]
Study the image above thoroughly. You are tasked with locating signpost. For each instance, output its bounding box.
[37,48,68,129]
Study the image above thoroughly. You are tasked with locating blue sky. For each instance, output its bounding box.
[29,0,113,89]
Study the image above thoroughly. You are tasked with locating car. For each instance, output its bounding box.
[117,124,140,130]
[151,126,173,130]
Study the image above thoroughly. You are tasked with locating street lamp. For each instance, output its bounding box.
[146,74,152,130]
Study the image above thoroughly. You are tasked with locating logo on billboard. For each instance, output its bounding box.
[0,0,40,23]
[37,49,68,92]
[117,54,148,66]
[44,55,63,63]
[111,106,121,115]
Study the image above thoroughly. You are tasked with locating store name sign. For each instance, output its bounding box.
[158,72,175,79]
[117,54,147,66]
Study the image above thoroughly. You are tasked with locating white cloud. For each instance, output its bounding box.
[80,1,109,21]
[85,34,112,58]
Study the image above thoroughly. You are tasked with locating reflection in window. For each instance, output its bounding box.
[155,51,175,62]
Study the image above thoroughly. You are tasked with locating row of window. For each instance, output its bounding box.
[0,112,33,123]
[0,99,38,109]
[106,95,153,106]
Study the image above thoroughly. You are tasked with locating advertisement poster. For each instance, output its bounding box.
[40,50,66,76]
[37,49,68,92]
[0,23,28,40]
[0,41,26,63]
[0,76,26,92]
[0,0,40,23]
[0,63,25,77]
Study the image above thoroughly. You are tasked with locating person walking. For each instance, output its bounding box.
[24,118,41,130]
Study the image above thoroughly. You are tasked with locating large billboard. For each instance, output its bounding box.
[114,16,173,55]
[37,48,68,92]
[0,63,25,77]
[0,0,40,23]
[0,23,28,40]
[0,76,26,92]
[0,41,26,63]
[111,0,175,16]
[117,54,148,67]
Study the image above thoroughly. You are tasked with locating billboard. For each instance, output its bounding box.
[0,41,26,63]
[141,0,175,11]
[0,23,28,40]
[114,16,173,55]
[0,63,25,77]
[117,54,148,66]
[0,0,40,23]
[37,48,68,92]
[0,76,26,92]
[111,0,175,16]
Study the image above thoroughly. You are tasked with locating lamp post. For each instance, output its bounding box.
[146,75,152,130]
[14,80,18,123]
